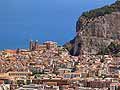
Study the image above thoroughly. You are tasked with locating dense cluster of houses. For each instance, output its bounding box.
[0,41,120,90]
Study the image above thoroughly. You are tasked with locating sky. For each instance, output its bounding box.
[0,0,116,49]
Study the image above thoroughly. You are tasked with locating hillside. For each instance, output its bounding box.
[64,1,120,56]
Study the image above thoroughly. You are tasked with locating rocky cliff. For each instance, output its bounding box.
[64,1,120,56]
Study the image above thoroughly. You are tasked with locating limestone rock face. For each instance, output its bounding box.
[65,12,120,55]
[64,1,120,56]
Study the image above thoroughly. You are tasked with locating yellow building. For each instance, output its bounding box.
[0,71,32,80]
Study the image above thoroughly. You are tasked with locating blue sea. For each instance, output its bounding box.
[0,0,115,50]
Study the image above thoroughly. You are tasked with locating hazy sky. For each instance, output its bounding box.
[0,0,116,49]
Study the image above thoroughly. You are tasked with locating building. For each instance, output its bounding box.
[110,83,120,90]
[7,71,32,80]
[0,72,32,81]
[29,40,57,51]
[16,84,59,90]
[29,40,39,51]
[0,84,10,90]
[43,41,57,49]
[63,72,81,79]
[80,80,111,88]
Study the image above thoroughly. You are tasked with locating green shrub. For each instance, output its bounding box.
[82,1,120,18]
[98,42,120,55]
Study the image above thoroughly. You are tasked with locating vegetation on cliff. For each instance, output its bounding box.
[82,1,120,18]
[63,38,75,55]
[98,41,120,56]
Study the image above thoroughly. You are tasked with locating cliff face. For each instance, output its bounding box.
[64,1,120,56]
